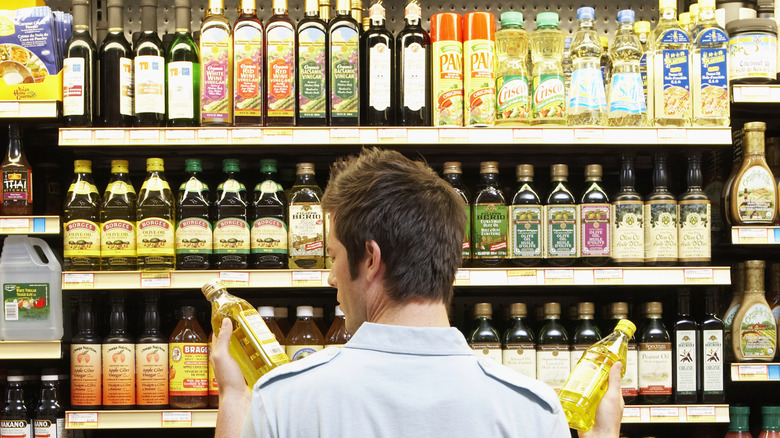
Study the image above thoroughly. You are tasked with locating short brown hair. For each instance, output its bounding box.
[322,148,464,304]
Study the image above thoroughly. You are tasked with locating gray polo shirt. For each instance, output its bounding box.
[241,322,570,438]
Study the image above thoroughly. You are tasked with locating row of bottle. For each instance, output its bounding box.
[0,371,65,438]
[464,293,724,404]
[449,154,711,267]
[726,406,780,438]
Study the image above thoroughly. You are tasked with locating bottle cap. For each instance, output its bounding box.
[6,375,23,382]
[479,161,499,174]
[223,158,240,172]
[614,319,637,337]
[313,307,324,318]
[679,12,691,26]
[335,305,344,316]
[500,11,524,27]
[745,121,767,132]
[296,162,316,175]
[729,406,751,431]
[260,159,278,173]
[634,20,651,34]
[368,2,385,20]
[577,302,595,316]
[550,164,568,178]
[516,164,533,179]
[599,36,609,49]
[474,302,492,318]
[443,161,462,174]
[463,11,496,41]
[184,158,202,172]
[111,160,129,173]
[762,406,780,431]
[577,7,595,20]
[201,279,225,300]
[274,307,288,318]
[645,301,663,316]
[690,2,701,16]
[585,164,602,179]
[745,259,766,270]
[147,158,165,171]
[510,303,527,317]
[430,12,463,43]
[610,302,629,318]
[536,11,559,28]
[258,306,275,317]
[659,0,677,10]
[544,302,561,316]
[74,159,92,171]
[107,0,123,7]
[41,375,59,381]
[617,9,635,23]
[297,305,314,317]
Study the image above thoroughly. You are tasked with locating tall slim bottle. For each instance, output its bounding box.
[537,302,570,393]
[135,292,168,409]
[0,123,33,216]
[468,303,502,363]
[100,160,137,271]
[213,159,250,269]
[265,0,297,126]
[567,7,606,126]
[731,122,777,225]
[607,9,646,126]
[63,0,97,127]
[137,158,175,270]
[700,289,725,403]
[674,290,698,403]
[396,0,431,125]
[651,0,692,126]
[634,20,652,124]
[134,0,166,126]
[102,293,135,409]
[502,303,536,379]
[644,152,678,265]
[200,0,233,125]
[328,0,361,125]
[508,164,543,266]
[234,0,264,125]
[63,160,101,271]
[612,155,644,265]
[297,0,328,125]
[638,301,672,404]
[609,302,638,404]
[288,163,325,269]
[362,1,395,125]
[442,162,471,267]
[98,0,133,127]
[691,0,729,127]
[176,159,212,269]
[70,294,101,409]
[678,152,711,265]
[546,164,578,266]
[579,164,611,266]
[166,0,200,127]
[250,159,288,269]
[472,162,508,267]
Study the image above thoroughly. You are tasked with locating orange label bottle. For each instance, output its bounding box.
[169,306,209,408]
[102,294,135,408]
[136,292,169,408]
[70,295,101,408]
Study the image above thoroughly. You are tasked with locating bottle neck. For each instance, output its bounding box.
[108,6,124,31]
[653,160,669,190]
[620,21,634,32]
[72,3,90,29]
[677,295,691,317]
[207,0,225,15]
[77,300,97,336]
[579,18,594,30]
[480,172,500,186]
[704,294,719,316]
[687,158,704,190]
[141,5,158,33]
[175,6,192,33]
[142,302,162,336]
[443,172,463,185]
[39,383,60,405]
[661,7,677,21]
[405,15,420,25]
[109,304,128,335]
[295,173,317,185]
[6,126,22,161]
[619,160,636,190]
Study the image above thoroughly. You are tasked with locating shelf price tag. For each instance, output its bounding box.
[593,269,623,285]
[621,407,641,422]
[94,129,127,144]
[67,412,99,428]
[574,128,604,141]
[377,128,408,143]
[649,407,680,422]
[63,273,95,289]
[657,128,687,143]
[438,128,468,143]
[162,411,192,427]
[263,129,293,143]
[544,269,574,285]
[60,129,93,145]
[454,269,470,286]
[507,269,537,285]
[736,227,771,243]
[0,218,30,233]
[330,129,360,143]
[292,270,323,287]
[230,128,263,143]
[512,128,543,142]
[129,129,162,143]
[164,129,196,143]
[0,101,20,115]
[733,364,770,381]
[197,129,228,143]
[141,272,171,288]
[219,271,249,287]
[684,268,713,284]
[686,406,716,422]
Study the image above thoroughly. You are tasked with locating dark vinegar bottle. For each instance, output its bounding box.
[442,161,471,267]
[34,372,64,438]
[327,0,361,125]
[250,159,288,269]
[98,0,133,127]
[296,0,328,125]
[674,290,698,404]
[176,159,212,270]
[63,0,97,127]
[699,289,725,403]
[233,0,265,126]
[213,159,250,269]
[644,152,678,265]
[2,372,31,438]
[135,292,169,409]
[395,0,431,125]
[70,294,102,410]
[678,151,712,265]
[362,1,395,125]
[612,154,644,266]
[102,293,136,409]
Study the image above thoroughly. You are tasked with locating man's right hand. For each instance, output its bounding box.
[579,362,624,438]
[212,317,252,438]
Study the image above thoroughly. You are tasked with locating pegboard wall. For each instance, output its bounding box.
[45,0,671,46]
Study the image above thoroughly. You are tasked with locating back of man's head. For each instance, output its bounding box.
[322,148,465,305]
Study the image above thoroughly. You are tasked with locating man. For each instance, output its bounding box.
[212,148,624,438]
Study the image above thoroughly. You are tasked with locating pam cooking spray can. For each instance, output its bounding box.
[463,11,496,126]
[431,13,464,126]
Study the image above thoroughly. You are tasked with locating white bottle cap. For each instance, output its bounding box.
[297,306,314,317]
[274,307,288,318]
[41,375,59,381]
[313,307,324,318]
[257,306,275,317]
[7,376,23,382]
[335,305,344,316]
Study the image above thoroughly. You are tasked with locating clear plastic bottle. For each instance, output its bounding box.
[608,9,647,126]
[567,7,606,126]
[691,0,730,127]
[495,11,531,125]
[562,38,573,91]
[634,20,652,124]
[530,12,566,125]
[651,0,692,127]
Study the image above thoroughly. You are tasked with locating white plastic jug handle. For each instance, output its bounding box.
[28,237,61,270]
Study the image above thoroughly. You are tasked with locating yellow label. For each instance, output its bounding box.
[251,217,288,254]
[208,341,218,396]
[64,219,100,257]
[137,218,175,256]
[169,342,208,396]
[213,218,250,254]
[135,343,169,406]
[239,310,289,365]
[140,175,171,192]
[463,39,496,126]
[105,180,136,196]
[289,204,324,257]
[101,219,136,256]
[70,344,101,407]
[432,40,464,126]
[69,180,99,195]
[102,343,135,406]
[175,218,213,254]
[286,344,323,361]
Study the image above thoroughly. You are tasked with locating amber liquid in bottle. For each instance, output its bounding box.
[169,306,208,408]
[286,306,325,361]
[137,158,175,270]
[100,160,137,270]
[288,163,325,269]
[472,161,508,267]
[508,165,543,267]
[63,160,101,271]
[325,305,352,346]
[731,122,777,225]
[0,123,32,215]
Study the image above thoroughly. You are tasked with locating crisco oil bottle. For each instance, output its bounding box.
[530,12,565,124]
[567,7,606,126]
[559,319,636,432]
[202,280,289,387]
[137,158,175,270]
[100,160,137,270]
[495,11,531,125]
[63,160,101,271]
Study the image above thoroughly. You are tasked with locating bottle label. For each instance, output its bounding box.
[675,329,697,393]
[181,178,208,193]
[403,42,426,111]
[644,202,678,262]
[464,39,496,126]
[69,180,99,196]
[640,54,648,100]
[432,40,464,126]
[298,27,327,119]
[536,345,571,392]
[330,27,359,118]
[702,329,724,393]
[71,343,102,407]
[200,27,231,122]
[119,57,133,116]
[136,343,169,406]
[266,27,295,118]
[175,218,213,255]
[169,342,208,396]
[63,57,85,116]
[739,304,777,358]
[33,419,64,438]
[502,343,536,378]
[568,67,607,112]
[654,47,691,119]
[140,175,171,192]
[208,341,219,397]
[608,72,646,115]
[2,283,49,323]
[64,220,100,258]
[105,180,135,196]
[102,343,135,405]
[134,55,165,114]
[532,74,565,121]
[101,220,136,258]
[239,310,288,364]
[234,25,263,117]
[695,46,728,118]
[580,204,610,257]
[167,61,195,120]
[509,204,542,258]
[570,344,591,370]
[736,166,776,222]
[546,205,577,258]
[638,342,673,396]
[496,75,531,122]
[621,344,639,397]
[724,303,740,362]
[289,203,324,257]
[137,218,175,257]
[470,342,502,363]
[473,204,508,258]
[1,420,31,438]
[213,218,250,255]
[368,42,392,111]
[286,344,323,361]
[678,201,711,261]
[251,218,288,254]
[462,204,471,259]
[612,201,644,262]
[2,169,32,202]
[729,33,777,80]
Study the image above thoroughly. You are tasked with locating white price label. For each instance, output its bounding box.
[0,218,30,232]
[198,129,228,140]
[141,273,171,288]
[63,273,95,288]
[162,411,192,427]
[219,271,250,286]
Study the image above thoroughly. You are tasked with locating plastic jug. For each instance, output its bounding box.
[0,236,63,340]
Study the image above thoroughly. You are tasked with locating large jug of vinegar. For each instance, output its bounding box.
[202,280,289,387]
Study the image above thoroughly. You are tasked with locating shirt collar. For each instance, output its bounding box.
[343,322,474,356]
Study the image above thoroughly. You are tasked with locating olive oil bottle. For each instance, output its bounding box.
[502,303,536,378]
[63,160,101,271]
[137,158,175,270]
[100,160,137,270]
[700,289,725,403]
[288,163,324,269]
[644,152,678,265]
[579,164,610,266]
[213,159,250,269]
[472,162,508,267]
[612,154,644,265]
[546,164,578,265]
[176,159,212,270]
[468,302,502,363]
[638,301,673,404]
[250,159,288,269]
[570,302,602,370]
[674,290,698,404]
[508,164,543,267]
[731,122,777,225]
[537,302,570,393]
[442,162,471,267]
[678,152,711,265]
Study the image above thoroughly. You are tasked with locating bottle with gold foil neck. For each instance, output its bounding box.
[732,260,777,362]
[288,163,324,269]
[137,158,175,270]
[612,154,644,266]
[644,152,678,265]
[724,262,745,363]
[350,0,363,25]
[297,0,328,126]
[579,164,610,266]
[319,0,332,22]
[472,161,508,266]
[233,0,264,126]
[199,0,233,125]
[546,164,578,265]
[63,160,101,271]
[678,152,711,265]
[100,160,137,270]
[442,162,471,266]
[731,122,777,225]
[721,130,744,227]
[509,164,542,266]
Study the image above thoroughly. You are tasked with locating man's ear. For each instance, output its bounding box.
[364,240,382,282]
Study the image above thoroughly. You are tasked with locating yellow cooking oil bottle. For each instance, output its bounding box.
[202,279,289,386]
[558,319,636,432]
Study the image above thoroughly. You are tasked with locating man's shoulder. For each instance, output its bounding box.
[474,357,563,414]
[254,347,343,390]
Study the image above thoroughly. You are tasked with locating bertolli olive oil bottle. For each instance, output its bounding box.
[288,163,325,269]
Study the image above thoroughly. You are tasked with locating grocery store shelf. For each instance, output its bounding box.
[65,409,218,429]
[732,84,780,103]
[731,226,780,244]
[0,216,60,235]
[58,126,732,147]
[0,341,62,359]
[61,266,730,290]
[731,363,780,381]
[0,100,58,118]
[621,405,729,423]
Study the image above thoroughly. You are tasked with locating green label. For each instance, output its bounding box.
[462,204,471,259]
[473,204,508,258]
[298,27,327,119]
[251,217,288,254]
[330,27,359,118]
[546,205,577,257]
[3,283,49,322]
[509,205,542,258]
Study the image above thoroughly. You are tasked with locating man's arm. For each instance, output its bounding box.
[212,317,253,438]
[579,362,624,438]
